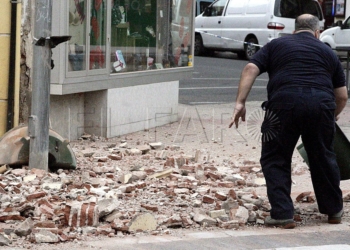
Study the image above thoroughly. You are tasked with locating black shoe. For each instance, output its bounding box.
[264,216,296,229]
[328,209,343,224]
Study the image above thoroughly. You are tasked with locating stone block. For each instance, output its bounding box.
[98,198,120,218]
[34,229,59,243]
[128,213,157,232]
[208,209,226,219]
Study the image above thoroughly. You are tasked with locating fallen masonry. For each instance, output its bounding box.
[0,136,350,247]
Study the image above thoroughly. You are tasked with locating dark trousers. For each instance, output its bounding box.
[260,87,343,220]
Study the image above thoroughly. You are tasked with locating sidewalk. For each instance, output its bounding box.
[2,100,350,250]
[172,100,350,196]
[97,99,350,250]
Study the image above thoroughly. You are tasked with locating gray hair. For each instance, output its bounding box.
[295,14,320,32]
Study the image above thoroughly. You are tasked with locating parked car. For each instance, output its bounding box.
[194,0,324,59]
[320,15,350,60]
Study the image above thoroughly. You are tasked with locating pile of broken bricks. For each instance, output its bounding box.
[0,136,350,247]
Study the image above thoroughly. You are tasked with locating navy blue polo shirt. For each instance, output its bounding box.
[250,32,346,98]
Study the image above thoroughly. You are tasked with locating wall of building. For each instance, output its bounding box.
[49,81,178,140]
[19,1,33,125]
[50,94,85,141]
[106,81,179,138]
[0,1,11,135]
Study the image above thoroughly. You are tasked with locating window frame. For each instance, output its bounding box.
[50,0,195,95]
[66,0,110,78]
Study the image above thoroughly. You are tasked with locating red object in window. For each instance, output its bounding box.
[91,16,100,40]
[182,32,190,48]
[96,46,105,68]
[90,51,96,69]
[90,47,105,69]
[175,47,182,65]
[75,0,85,23]
[179,17,184,39]
[186,0,193,14]
[95,0,103,11]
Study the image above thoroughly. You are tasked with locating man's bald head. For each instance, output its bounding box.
[295,14,320,32]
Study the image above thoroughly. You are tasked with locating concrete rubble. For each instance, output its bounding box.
[0,134,349,248]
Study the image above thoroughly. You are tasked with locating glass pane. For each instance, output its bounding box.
[200,1,213,13]
[170,0,194,67]
[346,17,350,29]
[110,0,194,74]
[211,0,226,16]
[68,0,87,72]
[276,0,322,20]
[110,0,156,73]
[90,0,107,70]
[300,1,322,19]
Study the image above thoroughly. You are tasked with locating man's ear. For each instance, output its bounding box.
[315,30,320,39]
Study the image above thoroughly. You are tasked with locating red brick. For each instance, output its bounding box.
[38,205,55,219]
[141,204,159,212]
[26,191,47,201]
[215,192,227,201]
[296,192,312,202]
[218,182,234,188]
[71,208,78,228]
[207,172,221,180]
[64,205,71,226]
[203,195,215,204]
[34,221,56,228]
[236,180,246,186]
[228,189,237,200]
[87,202,96,226]
[0,213,25,222]
[80,203,89,227]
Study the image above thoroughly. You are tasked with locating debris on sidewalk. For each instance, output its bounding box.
[0,132,347,248]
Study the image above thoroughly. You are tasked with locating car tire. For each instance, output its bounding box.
[195,34,205,56]
[244,37,259,60]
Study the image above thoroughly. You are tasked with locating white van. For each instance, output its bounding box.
[195,0,324,59]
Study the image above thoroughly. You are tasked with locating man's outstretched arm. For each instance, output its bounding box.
[229,63,260,128]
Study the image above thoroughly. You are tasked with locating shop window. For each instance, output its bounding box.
[68,0,194,74]
[110,0,156,72]
[110,0,194,73]
[68,0,107,72]
[68,0,87,71]
[90,0,107,70]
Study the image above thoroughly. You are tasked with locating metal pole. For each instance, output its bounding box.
[29,0,53,171]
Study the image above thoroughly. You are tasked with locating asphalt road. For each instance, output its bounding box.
[179,52,269,105]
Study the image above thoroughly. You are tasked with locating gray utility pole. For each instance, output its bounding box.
[29,0,53,171]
